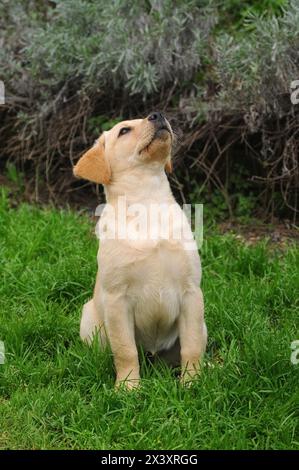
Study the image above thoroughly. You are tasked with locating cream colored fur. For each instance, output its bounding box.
[74,115,207,389]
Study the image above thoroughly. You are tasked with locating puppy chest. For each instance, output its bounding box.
[127,245,190,290]
[125,248,188,352]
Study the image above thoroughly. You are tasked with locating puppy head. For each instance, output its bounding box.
[73,112,173,185]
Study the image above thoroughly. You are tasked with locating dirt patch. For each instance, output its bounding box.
[219,220,298,247]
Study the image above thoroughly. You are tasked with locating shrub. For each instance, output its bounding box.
[0,0,298,220]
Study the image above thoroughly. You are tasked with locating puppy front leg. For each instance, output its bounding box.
[179,287,207,385]
[104,292,139,389]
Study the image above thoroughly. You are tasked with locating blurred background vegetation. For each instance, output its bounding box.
[0,0,298,222]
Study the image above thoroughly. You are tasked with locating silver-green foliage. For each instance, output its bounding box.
[24,0,216,97]
[213,0,299,115]
[1,0,297,113]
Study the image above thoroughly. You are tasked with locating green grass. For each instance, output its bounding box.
[0,188,298,450]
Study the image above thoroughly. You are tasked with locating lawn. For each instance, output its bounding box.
[0,189,298,450]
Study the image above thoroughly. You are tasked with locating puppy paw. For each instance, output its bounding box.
[115,377,140,391]
[180,368,200,387]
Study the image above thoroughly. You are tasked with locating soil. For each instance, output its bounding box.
[219,220,298,247]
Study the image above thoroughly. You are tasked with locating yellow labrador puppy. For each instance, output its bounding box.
[74,112,207,389]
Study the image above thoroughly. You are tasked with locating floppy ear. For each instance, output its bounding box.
[73,141,111,185]
[165,156,172,173]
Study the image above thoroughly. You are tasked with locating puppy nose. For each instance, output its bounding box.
[148,111,165,123]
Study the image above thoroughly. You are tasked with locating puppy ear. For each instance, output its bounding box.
[165,157,172,173]
[73,141,111,185]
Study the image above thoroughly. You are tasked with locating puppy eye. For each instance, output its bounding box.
[118,127,131,137]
